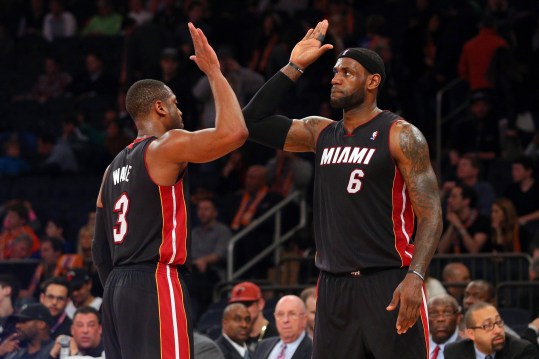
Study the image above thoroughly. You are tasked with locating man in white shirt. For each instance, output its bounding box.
[253,295,312,359]
[216,303,252,359]
[428,294,463,359]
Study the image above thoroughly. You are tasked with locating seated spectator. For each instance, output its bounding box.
[265,150,313,197]
[34,133,78,174]
[49,306,104,358]
[76,225,101,296]
[0,201,40,259]
[442,155,496,216]
[39,277,72,339]
[21,237,64,300]
[426,272,448,299]
[254,295,312,359]
[64,269,102,319]
[0,139,31,177]
[103,120,133,160]
[0,275,19,343]
[438,184,491,254]
[126,0,153,25]
[42,0,77,42]
[1,303,55,359]
[442,262,471,304]
[490,197,528,252]
[444,302,538,358]
[194,331,225,359]
[299,287,316,340]
[228,282,278,353]
[428,294,464,359]
[8,233,34,259]
[67,52,118,100]
[12,57,72,103]
[504,156,539,237]
[216,303,252,359]
[81,0,122,36]
[188,198,231,320]
[17,0,46,37]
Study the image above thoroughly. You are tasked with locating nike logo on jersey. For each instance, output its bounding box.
[320,147,376,165]
[112,165,132,185]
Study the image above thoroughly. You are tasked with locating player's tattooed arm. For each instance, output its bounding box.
[392,120,442,275]
[284,116,333,153]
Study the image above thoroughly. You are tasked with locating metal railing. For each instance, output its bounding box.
[226,191,308,281]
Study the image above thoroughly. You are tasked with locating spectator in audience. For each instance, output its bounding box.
[265,150,313,198]
[188,198,231,320]
[0,139,31,177]
[67,52,118,100]
[458,15,508,92]
[299,287,316,340]
[444,155,496,216]
[76,225,101,297]
[193,46,264,129]
[39,277,72,339]
[229,282,278,353]
[64,269,102,319]
[490,197,528,253]
[0,201,40,259]
[216,303,252,359]
[35,133,78,174]
[9,233,33,259]
[521,257,539,318]
[126,0,153,25]
[444,302,538,358]
[102,120,133,160]
[438,184,491,254]
[426,272,448,299]
[0,275,18,343]
[17,0,46,37]
[2,303,55,359]
[21,237,64,300]
[254,295,312,359]
[194,331,225,359]
[442,262,471,304]
[42,0,77,42]
[81,0,122,36]
[450,91,501,161]
[428,294,463,359]
[504,156,539,234]
[49,306,104,358]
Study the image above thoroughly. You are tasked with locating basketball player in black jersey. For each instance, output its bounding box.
[242,20,443,358]
[92,23,247,359]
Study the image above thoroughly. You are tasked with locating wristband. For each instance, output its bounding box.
[288,62,304,74]
[407,269,425,281]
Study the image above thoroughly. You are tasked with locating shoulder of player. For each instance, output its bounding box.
[389,119,429,157]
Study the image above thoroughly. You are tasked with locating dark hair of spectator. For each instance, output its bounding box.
[41,276,70,295]
[73,305,102,324]
[0,275,21,303]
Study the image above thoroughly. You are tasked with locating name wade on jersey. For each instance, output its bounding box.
[112,165,132,185]
[320,147,376,166]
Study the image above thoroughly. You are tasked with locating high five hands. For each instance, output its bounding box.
[290,20,334,70]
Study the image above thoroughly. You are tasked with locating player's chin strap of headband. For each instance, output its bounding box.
[242,71,294,149]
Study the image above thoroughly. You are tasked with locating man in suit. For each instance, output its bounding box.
[428,294,464,359]
[444,302,538,359]
[216,303,252,359]
[194,331,225,359]
[254,295,312,359]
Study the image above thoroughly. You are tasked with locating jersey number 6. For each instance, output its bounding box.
[113,192,130,244]
[347,169,365,193]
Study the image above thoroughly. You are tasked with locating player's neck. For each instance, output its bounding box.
[342,105,382,130]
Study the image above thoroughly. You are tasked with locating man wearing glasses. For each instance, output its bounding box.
[39,277,71,339]
[253,295,312,359]
[428,294,464,359]
[444,302,538,358]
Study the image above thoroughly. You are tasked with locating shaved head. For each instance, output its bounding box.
[126,79,172,120]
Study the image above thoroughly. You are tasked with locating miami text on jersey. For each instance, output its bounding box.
[320,147,376,165]
[112,165,132,185]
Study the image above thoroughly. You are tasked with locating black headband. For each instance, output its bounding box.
[337,48,386,85]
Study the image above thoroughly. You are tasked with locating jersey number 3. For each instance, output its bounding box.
[347,169,365,193]
[113,192,130,244]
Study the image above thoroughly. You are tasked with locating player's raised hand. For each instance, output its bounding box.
[188,22,220,76]
[386,275,423,334]
[289,20,334,70]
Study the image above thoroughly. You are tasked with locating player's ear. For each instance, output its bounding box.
[367,73,381,90]
[154,100,167,116]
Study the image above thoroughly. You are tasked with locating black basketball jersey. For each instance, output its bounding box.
[313,111,415,273]
[101,137,191,267]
